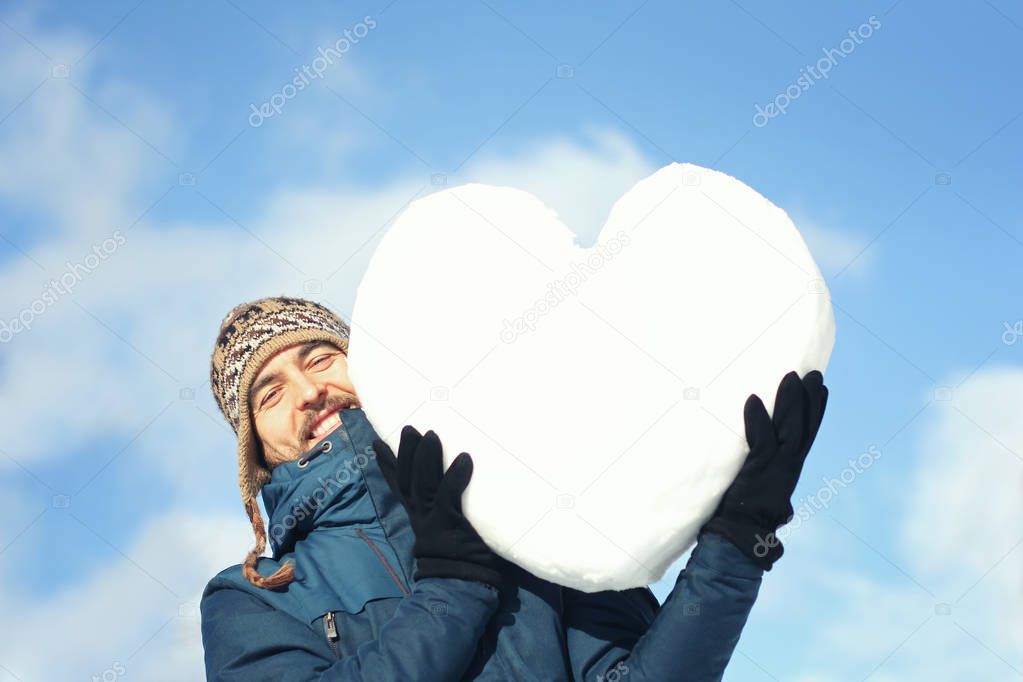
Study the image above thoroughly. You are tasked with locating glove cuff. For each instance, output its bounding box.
[701,517,784,571]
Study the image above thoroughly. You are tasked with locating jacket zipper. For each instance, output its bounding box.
[322,610,340,658]
[356,528,410,595]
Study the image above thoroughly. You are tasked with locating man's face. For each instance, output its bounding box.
[249,340,361,467]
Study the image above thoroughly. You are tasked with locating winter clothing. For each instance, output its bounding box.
[702,370,829,570]
[373,425,505,590]
[209,295,351,589]
[200,406,766,681]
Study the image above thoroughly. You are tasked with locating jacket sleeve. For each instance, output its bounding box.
[563,530,764,682]
[201,576,499,682]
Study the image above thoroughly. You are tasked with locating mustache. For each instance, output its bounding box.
[301,393,360,441]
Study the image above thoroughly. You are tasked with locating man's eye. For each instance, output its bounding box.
[311,354,334,368]
[261,388,280,407]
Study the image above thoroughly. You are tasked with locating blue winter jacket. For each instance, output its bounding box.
[200,407,765,681]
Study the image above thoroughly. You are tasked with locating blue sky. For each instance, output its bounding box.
[0,1,1020,679]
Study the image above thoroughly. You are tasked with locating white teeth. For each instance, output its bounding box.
[311,412,341,439]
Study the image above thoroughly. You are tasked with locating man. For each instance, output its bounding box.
[200,295,828,681]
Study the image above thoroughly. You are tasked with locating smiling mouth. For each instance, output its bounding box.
[309,411,342,441]
[305,397,360,443]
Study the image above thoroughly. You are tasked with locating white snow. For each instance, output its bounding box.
[348,162,835,592]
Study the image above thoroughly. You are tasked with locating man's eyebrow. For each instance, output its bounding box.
[248,341,335,405]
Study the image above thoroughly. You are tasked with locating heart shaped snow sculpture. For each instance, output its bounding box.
[348,162,834,592]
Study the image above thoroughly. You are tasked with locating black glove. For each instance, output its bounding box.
[373,426,503,590]
[701,369,829,571]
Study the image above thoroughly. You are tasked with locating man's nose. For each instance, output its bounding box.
[296,373,327,408]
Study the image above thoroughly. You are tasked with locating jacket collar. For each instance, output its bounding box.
[260,407,382,557]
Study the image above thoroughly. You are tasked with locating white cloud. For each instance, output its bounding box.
[0,509,251,681]
[795,214,877,279]
[454,123,657,247]
[775,366,1023,681]
[0,7,175,240]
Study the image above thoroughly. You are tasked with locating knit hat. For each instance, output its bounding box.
[210,295,351,589]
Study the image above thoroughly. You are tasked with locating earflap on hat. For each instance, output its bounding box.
[235,376,296,590]
[241,497,295,590]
